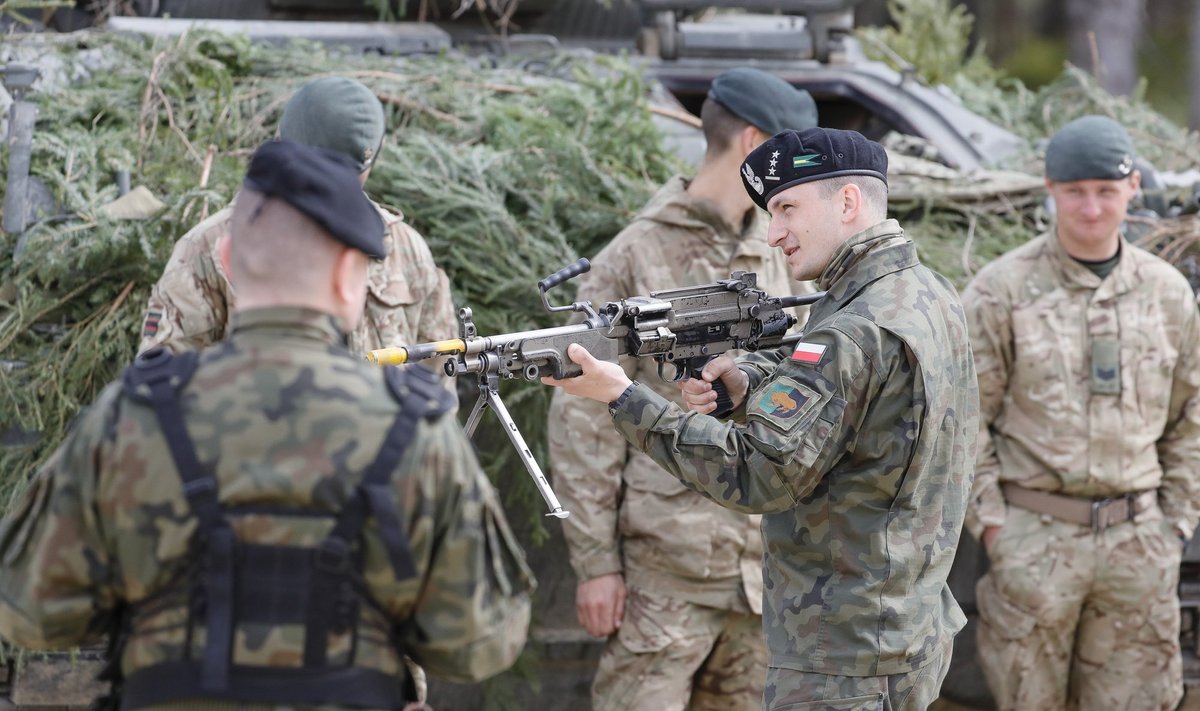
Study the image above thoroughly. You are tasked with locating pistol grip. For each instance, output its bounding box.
[710,379,733,416]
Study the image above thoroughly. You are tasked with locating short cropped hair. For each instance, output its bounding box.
[817,175,889,220]
[700,97,750,156]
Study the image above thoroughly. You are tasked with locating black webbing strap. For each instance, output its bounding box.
[302,368,425,668]
[119,661,407,711]
[120,348,233,692]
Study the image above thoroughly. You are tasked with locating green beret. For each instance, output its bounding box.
[708,67,819,134]
[1045,115,1135,182]
[279,77,386,173]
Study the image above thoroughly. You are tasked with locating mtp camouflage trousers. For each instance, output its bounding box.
[976,505,1183,711]
[591,587,766,711]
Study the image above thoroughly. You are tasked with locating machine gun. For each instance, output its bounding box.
[367,259,824,519]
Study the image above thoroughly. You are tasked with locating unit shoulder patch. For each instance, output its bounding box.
[747,375,823,435]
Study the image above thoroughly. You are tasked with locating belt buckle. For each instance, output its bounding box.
[1090,498,1112,531]
[1123,491,1140,522]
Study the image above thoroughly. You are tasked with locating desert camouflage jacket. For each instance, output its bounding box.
[547,176,810,611]
[0,307,534,687]
[961,231,1200,539]
[609,220,978,676]
[138,198,455,356]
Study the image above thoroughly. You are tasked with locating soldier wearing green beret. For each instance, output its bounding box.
[963,115,1200,710]
[138,76,456,362]
[0,140,535,711]
[546,68,818,711]
[547,127,978,710]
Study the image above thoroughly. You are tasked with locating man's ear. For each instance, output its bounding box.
[739,125,767,158]
[841,182,863,222]
[332,246,369,311]
[332,247,357,305]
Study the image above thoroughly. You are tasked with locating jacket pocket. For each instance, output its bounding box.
[975,573,1037,641]
[613,588,687,653]
[772,693,883,711]
[368,270,417,308]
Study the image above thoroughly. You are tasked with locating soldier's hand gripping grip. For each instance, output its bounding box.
[538,258,590,293]
[685,357,734,416]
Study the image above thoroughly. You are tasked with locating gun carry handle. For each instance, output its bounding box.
[538,258,590,293]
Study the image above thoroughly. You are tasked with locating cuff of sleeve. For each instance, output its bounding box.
[739,362,768,392]
[607,381,639,415]
[965,501,1007,541]
[610,382,674,443]
[574,555,624,582]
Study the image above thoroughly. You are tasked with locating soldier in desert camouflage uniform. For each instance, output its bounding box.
[964,115,1200,711]
[546,68,817,711]
[546,127,978,711]
[0,140,534,710]
[139,75,455,357]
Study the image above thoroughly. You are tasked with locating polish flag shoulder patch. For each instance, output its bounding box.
[791,342,827,365]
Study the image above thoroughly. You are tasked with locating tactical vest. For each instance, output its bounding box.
[108,347,451,710]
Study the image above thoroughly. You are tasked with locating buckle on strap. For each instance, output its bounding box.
[315,536,352,574]
[1089,492,1140,531]
[1089,498,1112,532]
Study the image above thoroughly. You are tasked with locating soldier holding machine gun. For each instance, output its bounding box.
[544,127,979,711]
[548,67,820,711]
[367,264,823,520]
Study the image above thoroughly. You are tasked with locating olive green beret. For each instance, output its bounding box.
[708,67,819,134]
[1045,115,1135,182]
[279,77,386,173]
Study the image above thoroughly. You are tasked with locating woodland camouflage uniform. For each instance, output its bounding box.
[138,201,455,356]
[0,139,532,710]
[964,232,1200,711]
[0,305,535,707]
[548,176,811,711]
[608,217,978,711]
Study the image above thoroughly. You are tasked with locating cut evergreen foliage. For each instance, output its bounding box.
[0,31,679,526]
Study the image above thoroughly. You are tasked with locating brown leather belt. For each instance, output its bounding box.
[1001,483,1157,531]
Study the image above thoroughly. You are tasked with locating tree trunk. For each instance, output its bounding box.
[1066,0,1144,96]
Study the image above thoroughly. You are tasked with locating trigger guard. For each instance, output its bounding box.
[657,359,686,382]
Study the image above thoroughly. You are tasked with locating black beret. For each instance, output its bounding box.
[708,67,819,134]
[740,128,888,211]
[243,139,386,259]
[1045,115,1135,182]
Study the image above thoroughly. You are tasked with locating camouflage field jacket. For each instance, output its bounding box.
[962,231,1200,540]
[609,220,978,676]
[0,307,534,685]
[547,176,809,611]
[138,199,456,356]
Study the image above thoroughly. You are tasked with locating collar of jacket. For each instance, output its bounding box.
[230,306,348,345]
[638,175,764,251]
[815,218,916,301]
[1044,227,1138,300]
